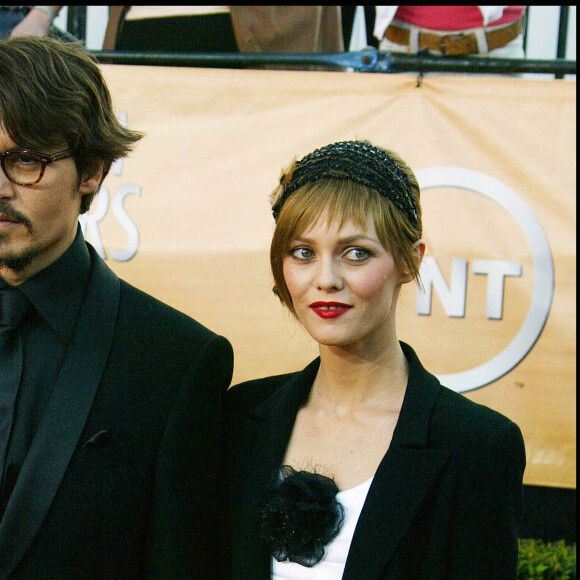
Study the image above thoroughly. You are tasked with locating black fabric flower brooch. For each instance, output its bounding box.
[260,465,345,567]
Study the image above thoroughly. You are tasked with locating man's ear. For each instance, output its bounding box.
[79,159,105,195]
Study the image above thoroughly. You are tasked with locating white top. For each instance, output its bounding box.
[272,476,373,580]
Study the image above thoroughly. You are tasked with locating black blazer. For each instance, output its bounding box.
[0,244,234,580]
[226,342,525,579]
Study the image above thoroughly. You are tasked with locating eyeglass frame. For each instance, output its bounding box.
[0,148,74,186]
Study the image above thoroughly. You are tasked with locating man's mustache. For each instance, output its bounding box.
[0,201,32,230]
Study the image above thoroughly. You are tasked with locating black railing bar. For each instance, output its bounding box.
[92,50,364,70]
[556,6,570,79]
[91,49,576,76]
[379,52,576,75]
[557,6,570,60]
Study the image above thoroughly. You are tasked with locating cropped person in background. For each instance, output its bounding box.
[0,5,61,38]
[342,6,378,49]
[226,140,525,579]
[104,6,344,54]
[374,6,526,58]
[0,36,233,579]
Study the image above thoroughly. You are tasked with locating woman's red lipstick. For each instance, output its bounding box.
[309,302,352,319]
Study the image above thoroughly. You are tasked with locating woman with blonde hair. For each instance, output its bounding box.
[227,140,525,579]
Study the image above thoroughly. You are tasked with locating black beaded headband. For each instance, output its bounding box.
[271,140,420,228]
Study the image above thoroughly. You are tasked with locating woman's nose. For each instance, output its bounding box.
[315,257,343,291]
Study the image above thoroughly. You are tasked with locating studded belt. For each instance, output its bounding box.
[385,17,523,55]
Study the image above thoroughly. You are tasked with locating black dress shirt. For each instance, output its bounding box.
[0,226,91,517]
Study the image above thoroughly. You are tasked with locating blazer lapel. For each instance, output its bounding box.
[242,359,319,482]
[230,360,319,579]
[266,360,319,464]
[343,344,450,580]
[0,246,119,578]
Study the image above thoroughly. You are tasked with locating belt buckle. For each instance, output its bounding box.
[439,33,465,55]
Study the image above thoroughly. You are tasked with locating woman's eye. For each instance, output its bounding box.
[345,247,370,261]
[290,247,314,260]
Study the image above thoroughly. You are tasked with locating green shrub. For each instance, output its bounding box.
[518,538,576,579]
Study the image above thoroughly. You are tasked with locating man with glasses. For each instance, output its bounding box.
[0,36,233,579]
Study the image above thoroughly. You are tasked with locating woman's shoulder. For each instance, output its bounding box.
[437,385,517,427]
[226,358,320,415]
[403,342,521,443]
[225,371,298,413]
[432,385,524,453]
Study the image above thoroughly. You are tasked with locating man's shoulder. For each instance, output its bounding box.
[117,278,219,342]
[88,246,217,340]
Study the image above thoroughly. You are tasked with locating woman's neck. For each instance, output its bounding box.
[311,338,409,413]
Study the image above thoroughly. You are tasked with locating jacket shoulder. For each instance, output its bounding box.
[432,384,523,451]
[226,372,296,414]
[118,279,220,342]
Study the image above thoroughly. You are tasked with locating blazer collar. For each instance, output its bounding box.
[18,226,90,343]
[0,244,120,578]
[392,342,441,448]
[343,342,450,580]
[229,360,320,578]
[258,358,320,465]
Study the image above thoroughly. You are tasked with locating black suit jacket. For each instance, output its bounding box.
[226,343,525,579]
[0,244,234,579]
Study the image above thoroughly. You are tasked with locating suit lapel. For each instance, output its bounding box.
[0,246,119,578]
[231,361,319,579]
[343,344,450,580]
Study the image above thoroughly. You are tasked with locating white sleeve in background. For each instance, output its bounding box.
[373,6,399,40]
[477,6,508,25]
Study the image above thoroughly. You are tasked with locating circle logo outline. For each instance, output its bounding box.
[416,167,554,393]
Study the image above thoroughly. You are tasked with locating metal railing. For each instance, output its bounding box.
[91,49,576,77]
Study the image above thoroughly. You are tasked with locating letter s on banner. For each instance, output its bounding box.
[109,183,141,262]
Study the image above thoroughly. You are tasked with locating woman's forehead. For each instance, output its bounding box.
[298,210,377,239]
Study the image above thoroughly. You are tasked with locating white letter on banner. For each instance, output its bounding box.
[108,183,141,262]
[416,257,467,318]
[78,185,109,259]
[472,259,523,320]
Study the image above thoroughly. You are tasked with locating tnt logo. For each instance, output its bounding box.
[418,257,522,320]
[412,167,554,393]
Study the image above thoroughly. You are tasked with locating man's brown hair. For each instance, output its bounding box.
[0,36,143,212]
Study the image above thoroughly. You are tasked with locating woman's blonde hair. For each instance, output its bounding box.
[269,142,422,316]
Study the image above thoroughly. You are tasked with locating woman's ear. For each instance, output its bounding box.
[414,239,426,265]
[400,240,425,284]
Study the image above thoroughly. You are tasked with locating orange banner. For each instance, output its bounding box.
[89,65,576,489]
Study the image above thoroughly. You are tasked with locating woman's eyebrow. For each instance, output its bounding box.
[292,234,379,244]
[292,234,381,245]
[337,235,378,244]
